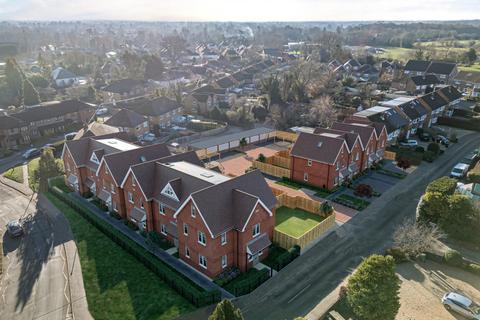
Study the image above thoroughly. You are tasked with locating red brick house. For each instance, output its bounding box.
[121,160,276,278]
[105,109,150,140]
[290,121,387,190]
[62,134,140,195]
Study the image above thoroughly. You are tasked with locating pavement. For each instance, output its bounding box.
[0,182,91,320]
[230,131,480,320]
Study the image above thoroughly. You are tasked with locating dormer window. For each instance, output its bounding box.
[90,152,99,164]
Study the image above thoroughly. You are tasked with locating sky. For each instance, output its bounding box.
[0,0,479,22]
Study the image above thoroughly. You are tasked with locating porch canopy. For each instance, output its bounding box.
[247,233,271,256]
[130,207,146,223]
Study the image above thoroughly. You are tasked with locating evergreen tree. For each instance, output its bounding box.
[35,148,62,193]
[208,300,244,320]
[347,255,400,320]
[23,78,41,106]
[5,58,24,99]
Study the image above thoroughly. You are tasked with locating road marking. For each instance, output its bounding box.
[287,284,311,304]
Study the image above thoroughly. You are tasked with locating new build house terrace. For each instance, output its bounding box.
[63,134,277,278]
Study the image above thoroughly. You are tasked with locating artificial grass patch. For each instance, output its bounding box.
[275,206,324,238]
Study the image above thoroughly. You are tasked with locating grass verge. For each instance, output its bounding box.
[3,166,24,183]
[45,192,195,320]
[275,206,324,238]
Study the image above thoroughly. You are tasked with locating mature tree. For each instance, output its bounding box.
[239,137,248,150]
[35,148,62,193]
[393,219,444,256]
[427,142,440,155]
[28,74,49,89]
[308,96,336,127]
[23,78,41,106]
[347,255,400,320]
[208,299,244,320]
[465,48,477,64]
[261,74,282,107]
[414,48,425,60]
[257,153,266,163]
[5,58,24,99]
[417,191,448,224]
[425,176,457,195]
[144,55,165,80]
[441,194,479,240]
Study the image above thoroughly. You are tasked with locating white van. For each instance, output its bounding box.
[450,163,469,179]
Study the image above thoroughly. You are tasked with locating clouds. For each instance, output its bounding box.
[0,0,478,21]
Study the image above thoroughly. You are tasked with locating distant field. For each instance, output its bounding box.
[375,47,416,61]
[459,63,480,72]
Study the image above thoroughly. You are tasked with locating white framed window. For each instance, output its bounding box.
[161,224,167,235]
[140,201,144,209]
[355,153,359,161]
[198,231,206,245]
[307,159,312,166]
[113,202,118,212]
[159,203,165,215]
[143,122,148,128]
[185,246,190,258]
[191,205,196,217]
[304,172,308,182]
[336,162,340,171]
[111,184,115,193]
[199,255,207,269]
[252,223,260,238]
[128,192,133,203]
[184,223,189,235]
[221,232,227,245]
[221,255,227,269]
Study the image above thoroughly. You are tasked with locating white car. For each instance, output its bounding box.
[450,163,469,179]
[96,107,109,116]
[442,292,480,319]
[399,140,418,148]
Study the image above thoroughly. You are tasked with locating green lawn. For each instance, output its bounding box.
[3,166,24,183]
[459,63,480,72]
[275,207,324,238]
[27,157,63,191]
[45,193,195,320]
[375,47,416,62]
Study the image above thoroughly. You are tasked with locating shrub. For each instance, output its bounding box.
[257,153,266,163]
[427,142,440,155]
[147,231,173,250]
[208,299,244,320]
[385,247,408,263]
[140,230,148,238]
[213,267,241,287]
[444,250,464,267]
[426,176,457,195]
[449,131,458,143]
[468,263,480,275]
[415,146,425,153]
[354,184,373,198]
[396,158,411,171]
[109,211,122,220]
[422,150,436,162]
[320,201,334,216]
[124,220,139,231]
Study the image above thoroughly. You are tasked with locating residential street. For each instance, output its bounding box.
[0,183,91,320]
[235,132,480,320]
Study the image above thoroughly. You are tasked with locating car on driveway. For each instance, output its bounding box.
[461,152,479,169]
[450,163,470,179]
[141,133,156,142]
[22,148,40,159]
[399,140,418,148]
[6,220,24,238]
[442,292,480,319]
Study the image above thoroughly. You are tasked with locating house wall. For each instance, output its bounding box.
[122,173,153,231]
[362,135,377,169]
[97,162,127,218]
[152,200,177,238]
[348,141,363,175]
[375,129,388,157]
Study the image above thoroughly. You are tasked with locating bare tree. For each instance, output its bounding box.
[393,219,444,256]
[309,95,337,128]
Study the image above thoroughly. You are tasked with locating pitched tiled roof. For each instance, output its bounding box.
[105,109,147,128]
[103,143,170,186]
[215,76,236,89]
[290,132,345,164]
[418,91,449,111]
[398,99,429,120]
[410,74,440,86]
[11,100,93,123]
[404,60,430,72]
[74,122,120,140]
[120,97,182,117]
[331,122,375,148]
[191,170,276,236]
[102,79,145,94]
[435,85,462,103]
[426,61,457,75]
[313,127,359,150]
[367,108,410,133]
[0,115,26,129]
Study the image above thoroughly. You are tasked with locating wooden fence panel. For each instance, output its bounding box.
[274,131,298,142]
[273,214,336,249]
[384,151,396,160]
[252,161,291,178]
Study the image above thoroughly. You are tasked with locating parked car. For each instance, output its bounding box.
[435,135,450,147]
[450,163,470,179]
[22,148,40,159]
[41,143,54,151]
[6,220,24,238]
[461,152,479,169]
[64,132,77,141]
[399,140,418,148]
[141,133,156,142]
[442,292,480,319]
[95,107,109,116]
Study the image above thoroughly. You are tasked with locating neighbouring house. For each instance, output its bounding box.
[101,79,150,103]
[8,100,94,141]
[119,96,183,131]
[435,85,463,117]
[261,48,283,61]
[418,90,449,126]
[380,97,429,136]
[0,115,30,149]
[73,122,120,140]
[403,60,458,83]
[121,160,276,278]
[343,59,361,72]
[62,135,140,195]
[403,60,431,77]
[51,67,78,88]
[405,75,440,95]
[184,85,228,114]
[352,106,410,142]
[105,108,150,139]
[453,70,480,97]
[215,75,237,90]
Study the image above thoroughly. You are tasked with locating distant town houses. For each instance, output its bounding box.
[0,100,94,149]
[453,70,480,97]
[405,74,440,95]
[403,60,458,83]
[104,108,150,140]
[290,121,387,190]
[51,67,79,88]
[100,79,151,103]
[63,135,277,278]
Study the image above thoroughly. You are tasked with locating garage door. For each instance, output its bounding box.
[250,135,259,143]
[230,140,239,148]
[218,143,229,151]
[207,146,217,153]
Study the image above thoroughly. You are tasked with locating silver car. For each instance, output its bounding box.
[442,292,480,319]
[6,220,24,238]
